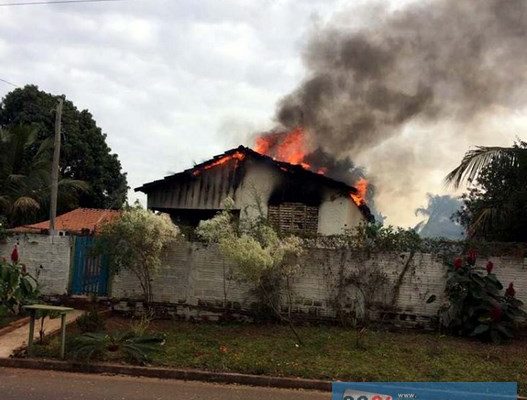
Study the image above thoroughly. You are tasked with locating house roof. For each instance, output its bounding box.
[135,145,375,222]
[136,145,358,194]
[11,208,120,235]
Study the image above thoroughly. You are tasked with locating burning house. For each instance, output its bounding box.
[136,142,374,236]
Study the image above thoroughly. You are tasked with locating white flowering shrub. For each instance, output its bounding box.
[196,198,303,288]
[95,207,179,302]
[196,197,305,343]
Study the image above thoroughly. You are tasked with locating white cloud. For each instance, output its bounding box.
[1,0,524,227]
[0,0,341,207]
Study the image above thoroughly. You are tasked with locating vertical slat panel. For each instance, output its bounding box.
[71,236,109,296]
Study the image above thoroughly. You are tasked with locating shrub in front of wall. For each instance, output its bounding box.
[76,307,106,333]
[439,251,526,343]
[0,246,39,317]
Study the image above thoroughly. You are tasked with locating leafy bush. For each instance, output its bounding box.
[130,311,153,337]
[72,331,166,364]
[0,216,7,241]
[309,222,423,252]
[0,246,39,316]
[439,251,526,343]
[76,307,106,333]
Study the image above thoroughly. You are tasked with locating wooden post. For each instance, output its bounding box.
[49,97,64,236]
[27,311,35,357]
[60,313,66,359]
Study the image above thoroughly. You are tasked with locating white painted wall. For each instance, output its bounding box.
[318,194,364,235]
[0,234,72,296]
[233,162,281,221]
[111,241,527,326]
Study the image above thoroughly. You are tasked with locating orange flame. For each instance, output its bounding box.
[254,127,311,170]
[350,177,368,207]
[193,151,245,176]
[255,128,370,210]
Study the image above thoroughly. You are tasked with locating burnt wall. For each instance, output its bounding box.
[144,156,366,235]
[146,157,247,210]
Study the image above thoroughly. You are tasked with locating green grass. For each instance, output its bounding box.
[32,318,527,395]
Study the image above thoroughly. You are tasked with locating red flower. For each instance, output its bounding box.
[454,257,463,270]
[490,305,502,322]
[11,246,19,263]
[505,282,516,298]
[486,261,494,274]
[466,249,477,266]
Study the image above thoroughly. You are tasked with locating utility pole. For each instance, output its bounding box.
[49,97,63,236]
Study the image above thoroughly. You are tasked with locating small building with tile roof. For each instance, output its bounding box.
[10,208,120,236]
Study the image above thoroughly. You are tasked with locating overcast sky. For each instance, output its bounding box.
[1,0,525,227]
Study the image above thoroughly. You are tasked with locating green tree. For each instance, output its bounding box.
[0,126,88,226]
[0,85,128,210]
[445,140,527,241]
[95,207,179,302]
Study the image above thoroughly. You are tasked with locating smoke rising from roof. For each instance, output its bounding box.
[273,0,527,224]
[278,0,526,154]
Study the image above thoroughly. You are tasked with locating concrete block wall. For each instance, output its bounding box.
[0,234,72,296]
[2,233,525,325]
[111,241,527,325]
[112,242,255,308]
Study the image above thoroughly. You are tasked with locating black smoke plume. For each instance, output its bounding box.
[277,0,527,157]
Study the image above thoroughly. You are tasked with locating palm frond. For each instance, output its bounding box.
[468,204,513,238]
[6,174,28,183]
[12,196,41,213]
[35,137,53,158]
[58,179,90,192]
[445,146,526,188]
[0,195,10,210]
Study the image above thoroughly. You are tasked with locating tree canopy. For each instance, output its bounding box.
[0,85,128,212]
[447,140,527,241]
[0,125,88,226]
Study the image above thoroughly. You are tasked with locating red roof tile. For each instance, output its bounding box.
[11,208,120,235]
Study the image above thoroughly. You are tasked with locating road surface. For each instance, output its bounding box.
[0,367,329,400]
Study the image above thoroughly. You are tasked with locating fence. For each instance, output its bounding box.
[111,241,527,327]
[2,235,526,327]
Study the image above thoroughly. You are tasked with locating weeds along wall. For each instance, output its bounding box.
[111,241,527,327]
[0,234,72,296]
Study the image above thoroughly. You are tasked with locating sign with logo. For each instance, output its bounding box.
[332,382,517,400]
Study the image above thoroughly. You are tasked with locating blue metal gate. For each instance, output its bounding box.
[71,236,109,296]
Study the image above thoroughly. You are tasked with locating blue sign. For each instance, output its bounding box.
[332,382,517,400]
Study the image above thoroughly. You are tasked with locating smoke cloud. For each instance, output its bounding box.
[274,0,527,225]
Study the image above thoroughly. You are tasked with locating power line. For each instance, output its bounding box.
[0,0,128,6]
[0,77,18,87]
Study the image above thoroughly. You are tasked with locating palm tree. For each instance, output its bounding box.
[445,145,526,187]
[0,125,88,227]
[445,141,527,238]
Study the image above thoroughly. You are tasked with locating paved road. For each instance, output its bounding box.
[0,367,330,400]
